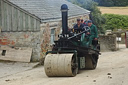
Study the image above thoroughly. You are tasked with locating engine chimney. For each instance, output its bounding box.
[61,4,68,34]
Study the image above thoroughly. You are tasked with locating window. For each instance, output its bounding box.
[51,29,55,44]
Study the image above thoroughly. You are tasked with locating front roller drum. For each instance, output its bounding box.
[44,54,78,77]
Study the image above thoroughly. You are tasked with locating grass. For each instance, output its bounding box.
[98,6,128,15]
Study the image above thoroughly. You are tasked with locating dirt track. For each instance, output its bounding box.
[0,44,128,85]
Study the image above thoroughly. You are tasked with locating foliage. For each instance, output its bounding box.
[103,14,128,30]
[68,0,106,34]
[93,0,128,7]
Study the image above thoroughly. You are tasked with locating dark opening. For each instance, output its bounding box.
[2,50,6,56]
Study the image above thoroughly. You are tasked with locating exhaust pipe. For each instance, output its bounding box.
[61,4,69,34]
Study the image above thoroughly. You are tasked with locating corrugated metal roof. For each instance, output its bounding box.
[8,0,90,22]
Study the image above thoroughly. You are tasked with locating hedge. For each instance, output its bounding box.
[103,14,128,30]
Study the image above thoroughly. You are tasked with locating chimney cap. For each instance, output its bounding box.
[61,4,69,11]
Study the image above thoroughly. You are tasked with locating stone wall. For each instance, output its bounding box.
[99,35,118,51]
[0,32,40,61]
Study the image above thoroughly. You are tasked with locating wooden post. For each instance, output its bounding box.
[0,0,2,31]
[125,31,128,48]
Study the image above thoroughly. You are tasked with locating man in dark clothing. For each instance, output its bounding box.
[73,19,84,33]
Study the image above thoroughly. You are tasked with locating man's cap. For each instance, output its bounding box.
[77,19,80,21]
[87,20,92,23]
[81,19,84,21]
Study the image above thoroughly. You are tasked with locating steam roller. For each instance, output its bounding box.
[44,4,101,77]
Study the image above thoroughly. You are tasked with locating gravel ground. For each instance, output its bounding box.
[0,44,128,85]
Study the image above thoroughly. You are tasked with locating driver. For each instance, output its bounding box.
[73,19,84,33]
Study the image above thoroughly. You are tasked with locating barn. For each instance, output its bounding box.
[0,0,90,61]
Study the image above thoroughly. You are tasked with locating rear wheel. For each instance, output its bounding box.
[85,54,98,70]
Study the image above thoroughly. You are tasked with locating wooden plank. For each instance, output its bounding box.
[33,19,37,31]
[11,6,15,31]
[11,7,17,32]
[25,14,28,31]
[6,3,10,31]
[19,11,23,31]
[126,32,128,48]
[23,13,26,31]
[31,17,34,31]
[0,46,32,62]
[37,21,40,31]
[8,4,12,31]
[28,16,31,31]
[1,0,5,31]
[12,8,18,31]
[17,10,20,31]
[15,8,18,31]
[5,3,8,31]
[3,2,7,31]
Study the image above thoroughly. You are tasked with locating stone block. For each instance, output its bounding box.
[99,35,117,51]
